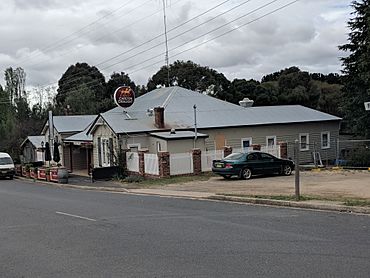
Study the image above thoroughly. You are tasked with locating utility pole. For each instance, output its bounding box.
[294,139,300,201]
[162,0,170,86]
[193,104,197,148]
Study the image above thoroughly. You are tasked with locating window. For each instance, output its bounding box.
[156,142,162,152]
[260,153,274,161]
[266,136,276,147]
[101,138,110,167]
[247,153,258,161]
[321,132,330,149]
[241,137,252,151]
[299,133,309,151]
[128,143,140,152]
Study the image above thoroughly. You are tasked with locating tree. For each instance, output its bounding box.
[147,60,231,97]
[4,67,26,105]
[56,62,106,114]
[339,0,370,137]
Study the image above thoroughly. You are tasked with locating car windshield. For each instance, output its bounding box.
[224,153,244,160]
[0,157,13,165]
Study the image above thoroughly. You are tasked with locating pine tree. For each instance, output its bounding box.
[339,0,370,137]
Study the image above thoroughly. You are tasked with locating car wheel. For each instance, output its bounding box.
[222,175,232,179]
[9,175,13,180]
[239,168,252,180]
[282,165,292,176]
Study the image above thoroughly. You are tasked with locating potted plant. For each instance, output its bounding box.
[25,164,31,178]
[45,168,51,182]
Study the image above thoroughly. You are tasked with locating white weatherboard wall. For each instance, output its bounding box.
[170,152,193,175]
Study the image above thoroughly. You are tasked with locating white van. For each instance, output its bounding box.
[0,152,15,179]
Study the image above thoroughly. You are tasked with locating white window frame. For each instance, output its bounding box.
[128,143,141,152]
[241,137,252,151]
[321,131,330,149]
[100,138,110,167]
[266,136,277,147]
[299,133,309,151]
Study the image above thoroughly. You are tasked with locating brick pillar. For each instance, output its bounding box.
[278,142,288,159]
[192,149,202,175]
[252,144,261,151]
[158,151,170,178]
[138,149,148,176]
[223,146,232,157]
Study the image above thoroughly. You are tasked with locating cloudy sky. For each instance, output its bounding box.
[0,0,352,92]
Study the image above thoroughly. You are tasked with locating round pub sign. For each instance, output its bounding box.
[114,86,135,108]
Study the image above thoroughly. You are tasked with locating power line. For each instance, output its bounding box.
[56,0,298,97]
[128,0,299,76]
[46,0,242,91]
[18,0,151,66]
[98,0,251,70]
[26,0,185,71]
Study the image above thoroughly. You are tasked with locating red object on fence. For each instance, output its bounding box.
[50,168,58,182]
[37,168,47,180]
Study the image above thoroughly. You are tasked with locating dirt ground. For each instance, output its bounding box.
[159,170,370,199]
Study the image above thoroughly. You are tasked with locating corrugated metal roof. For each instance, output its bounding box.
[53,115,97,133]
[21,135,45,148]
[150,131,208,140]
[100,86,341,134]
[64,130,92,142]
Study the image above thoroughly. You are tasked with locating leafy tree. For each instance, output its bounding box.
[4,67,26,104]
[339,0,370,137]
[147,60,230,97]
[64,84,98,115]
[56,62,106,114]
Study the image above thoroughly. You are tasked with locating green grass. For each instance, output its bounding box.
[120,172,214,188]
[218,193,370,207]
[343,199,370,207]
[219,194,317,201]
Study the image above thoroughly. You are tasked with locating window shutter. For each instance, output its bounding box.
[97,137,102,167]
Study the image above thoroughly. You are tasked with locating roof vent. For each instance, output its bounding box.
[170,128,176,135]
[239,98,254,108]
[146,108,154,116]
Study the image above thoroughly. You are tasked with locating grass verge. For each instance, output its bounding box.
[218,193,370,207]
[119,172,214,188]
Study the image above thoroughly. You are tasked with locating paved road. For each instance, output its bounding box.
[1,179,370,278]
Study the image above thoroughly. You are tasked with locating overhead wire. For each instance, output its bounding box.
[18,0,151,66]
[30,0,299,100]
[37,0,234,91]
[27,0,185,71]
[56,0,287,95]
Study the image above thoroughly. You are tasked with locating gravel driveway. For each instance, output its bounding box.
[159,170,370,199]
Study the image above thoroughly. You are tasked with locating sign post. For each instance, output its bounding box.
[294,139,300,201]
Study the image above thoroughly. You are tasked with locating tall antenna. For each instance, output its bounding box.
[162,0,170,86]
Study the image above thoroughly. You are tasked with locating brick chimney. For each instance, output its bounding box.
[154,107,165,128]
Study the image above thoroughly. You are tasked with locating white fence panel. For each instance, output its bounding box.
[170,153,193,175]
[201,150,223,172]
[144,153,159,175]
[261,145,281,158]
[126,152,139,172]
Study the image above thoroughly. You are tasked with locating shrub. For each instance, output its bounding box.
[347,147,370,167]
